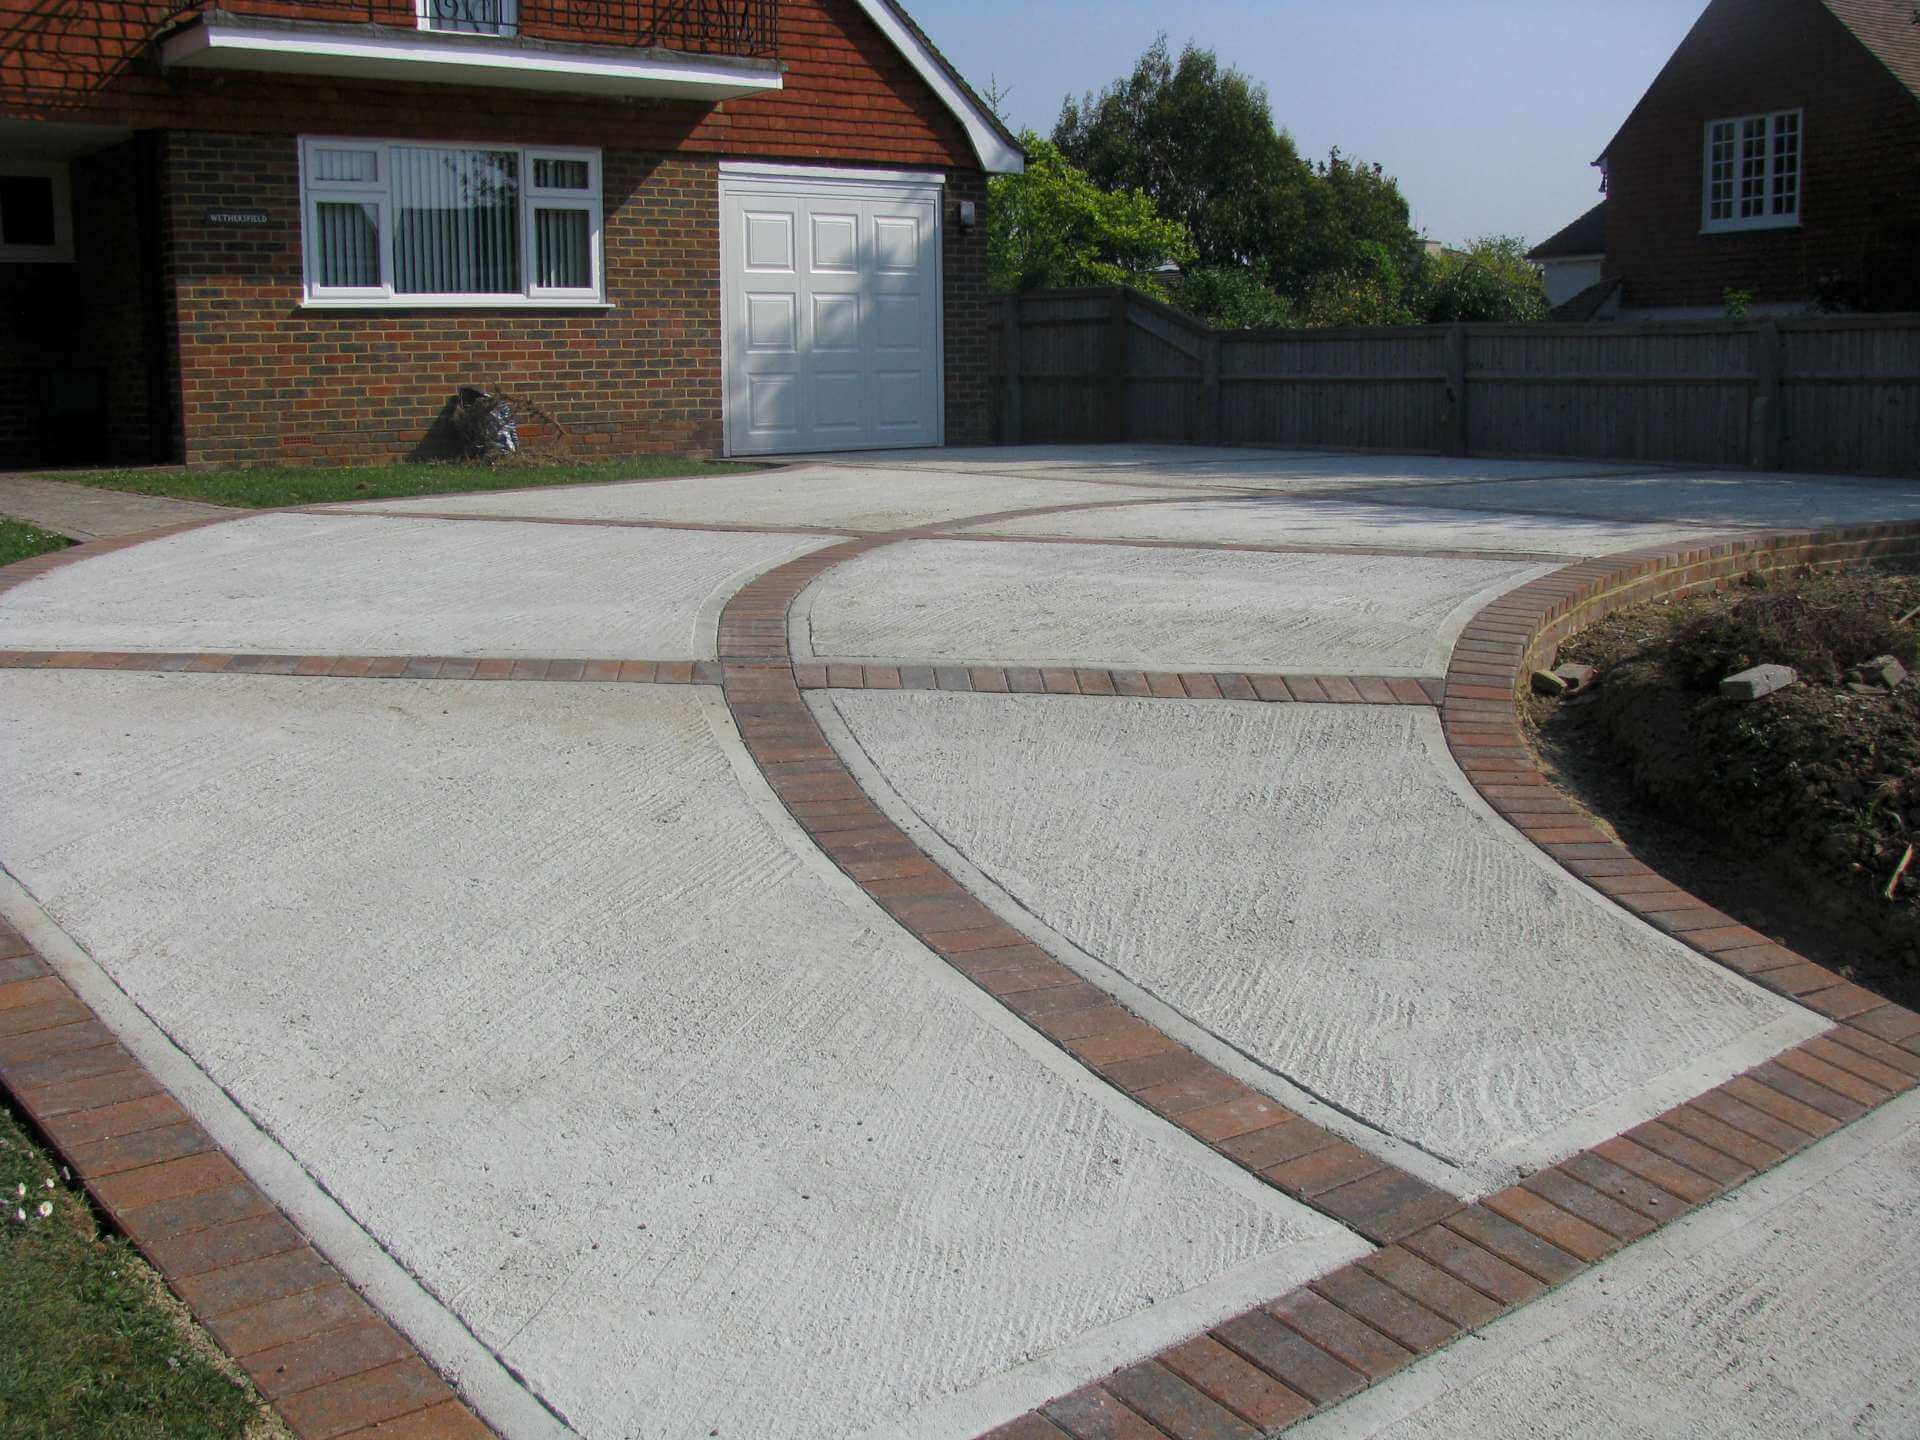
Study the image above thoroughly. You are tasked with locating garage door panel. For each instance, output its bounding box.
[813,371,866,432]
[746,293,798,353]
[812,292,862,352]
[743,210,796,272]
[747,373,799,436]
[809,212,860,273]
[723,172,941,456]
[872,213,923,273]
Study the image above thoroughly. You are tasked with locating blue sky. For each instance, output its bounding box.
[908,0,1707,248]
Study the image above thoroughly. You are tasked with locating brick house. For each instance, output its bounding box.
[1535,0,1920,320]
[0,0,1021,467]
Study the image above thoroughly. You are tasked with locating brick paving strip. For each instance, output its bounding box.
[0,649,1444,703]
[0,915,494,1440]
[5,504,1920,1440]
[714,525,1920,1440]
[795,662,1442,705]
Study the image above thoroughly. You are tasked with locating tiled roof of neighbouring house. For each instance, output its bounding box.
[1548,275,1624,322]
[1529,201,1608,261]
[1821,0,1920,99]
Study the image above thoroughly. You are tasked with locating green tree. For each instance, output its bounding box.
[1053,37,1308,274]
[986,132,1195,298]
[1299,240,1418,327]
[1174,265,1295,328]
[1278,148,1424,303]
[1418,235,1548,323]
[1054,39,1425,316]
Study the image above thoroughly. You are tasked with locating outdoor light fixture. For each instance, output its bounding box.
[957,199,977,230]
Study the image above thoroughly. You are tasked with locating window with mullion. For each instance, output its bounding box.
[1701,110,1802,232]
[301,138,603,305]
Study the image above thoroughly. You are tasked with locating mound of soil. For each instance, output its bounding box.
[1528,563,1920,1009]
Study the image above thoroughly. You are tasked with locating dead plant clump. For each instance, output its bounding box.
[1546,562,1920,1005]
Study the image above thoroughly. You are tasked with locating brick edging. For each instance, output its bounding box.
[1440,519,1920,1026]
[982,1021,1919,1440]
[795,661,1441,705]
[718,541,1464,1246]
[0,918,494,1440]
[716,528,1920,1440]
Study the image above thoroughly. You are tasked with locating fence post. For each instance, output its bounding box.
[1443,325,1469,456]
[1199,331,1222,445]
[1107,288,1131,442]
[1002,293,1023,445]
[1750,320,1782,471]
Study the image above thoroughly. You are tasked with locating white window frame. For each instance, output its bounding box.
[415,0,518,36]
[1702,109,1802,234]
[299,137,606,309]
[0,158,75,263]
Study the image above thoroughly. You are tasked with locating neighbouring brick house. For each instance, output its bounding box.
[1535,0,1920,320]
[0,0,1021,467]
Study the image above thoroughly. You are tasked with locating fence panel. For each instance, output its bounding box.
[990,288,1920,476]
[1467,324,1754,465]
[1779,318,1920,477]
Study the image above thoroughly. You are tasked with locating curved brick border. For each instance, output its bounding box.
[9,499,1920,1440]
[718,524,1920,1440]
[1441,519,1920,1027]
[718,541,1465,1242]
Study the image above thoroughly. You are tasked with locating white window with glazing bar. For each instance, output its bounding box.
[1702,110,1801,233]
[300,137,604,307]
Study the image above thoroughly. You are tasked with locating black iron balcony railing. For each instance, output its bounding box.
[162,0,779,59]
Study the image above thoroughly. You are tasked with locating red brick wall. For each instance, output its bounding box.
[942,169,991,446]
[0,0,974,169]
[166,132,726,464]
[0,1,998,463]
[1602,0,1920,310]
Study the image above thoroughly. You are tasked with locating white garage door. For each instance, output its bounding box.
[720,164,943,456]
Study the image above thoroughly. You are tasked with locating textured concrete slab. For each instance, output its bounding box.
[797,538,1552,675]
[0,670,1364,1440]
[0,512,826,660]
[958,495,1725,557]
[1351,469,1920,529]
[1293,1089,1920,1440]
[333,465,1201,531]
[809,446,1653,492]
[0,473,237,540]
[824,693,1824,1194]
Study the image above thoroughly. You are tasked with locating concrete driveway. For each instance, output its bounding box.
[2,446,1917,1440]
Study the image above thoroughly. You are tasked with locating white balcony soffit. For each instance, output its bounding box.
[158,14,784,101]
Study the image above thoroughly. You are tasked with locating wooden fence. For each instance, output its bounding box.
[987,288,1920,477]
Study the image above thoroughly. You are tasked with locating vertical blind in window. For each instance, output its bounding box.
[392,147,520,295]
[302,138,602,303]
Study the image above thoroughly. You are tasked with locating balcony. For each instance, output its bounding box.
[157,1,784,101]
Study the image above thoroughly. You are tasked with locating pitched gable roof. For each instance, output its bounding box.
[1529,201,1607,260]
[1595,0,1920,164]
[1819,0,1920,99]
[855,0,1025,172]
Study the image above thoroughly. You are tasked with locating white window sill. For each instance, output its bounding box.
[1699,218,1801,236]
[300,297,614,310]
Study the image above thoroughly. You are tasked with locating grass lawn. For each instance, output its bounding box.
[0,1101,286,1440]
[42,457,766,511]
[0,520,72,570]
